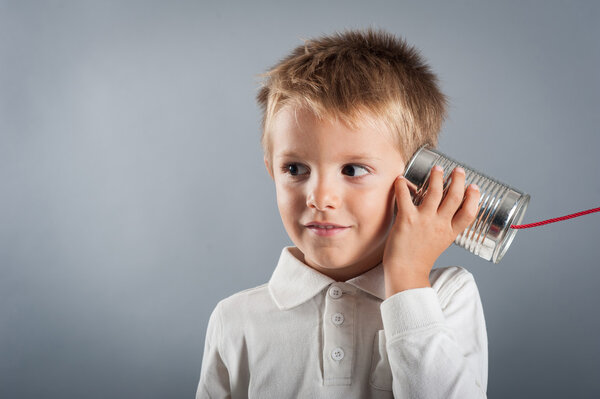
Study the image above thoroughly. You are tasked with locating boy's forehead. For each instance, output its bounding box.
[273,127,382,159]
[271,105,401,157]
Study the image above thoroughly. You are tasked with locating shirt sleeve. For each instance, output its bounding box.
[379,267,488,399]
[196,301,232,399]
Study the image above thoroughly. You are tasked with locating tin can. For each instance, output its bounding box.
[403,145,530,263]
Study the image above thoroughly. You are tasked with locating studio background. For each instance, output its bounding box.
[1,1,599,398]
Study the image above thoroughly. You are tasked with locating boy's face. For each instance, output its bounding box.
[265,105,406,281]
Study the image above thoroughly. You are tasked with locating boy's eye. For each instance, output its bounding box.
[284,163,309,176]
[281,163,370,178]
[342,164,369,177]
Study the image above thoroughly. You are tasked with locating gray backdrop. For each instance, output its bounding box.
[1,0,599,398]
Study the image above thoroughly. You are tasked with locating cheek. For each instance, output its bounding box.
[352,186,395,226]
[275,184,305,220]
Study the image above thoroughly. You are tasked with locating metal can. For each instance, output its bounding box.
[403,145,530,263]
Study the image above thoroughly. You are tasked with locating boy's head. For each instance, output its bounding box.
[256,29,447,281]
[257,28,447,169]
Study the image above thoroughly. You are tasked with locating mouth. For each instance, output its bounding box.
[304,222,350,237]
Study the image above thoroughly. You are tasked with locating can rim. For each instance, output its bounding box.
[492,193,530,263]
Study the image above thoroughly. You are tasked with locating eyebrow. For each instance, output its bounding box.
[276,151,382,161]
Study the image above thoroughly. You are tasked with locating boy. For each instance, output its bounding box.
[197,29,487,398]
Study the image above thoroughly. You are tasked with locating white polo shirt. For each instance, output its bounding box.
[196,246,488,398]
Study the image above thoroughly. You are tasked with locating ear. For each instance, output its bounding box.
[264,156,274,180]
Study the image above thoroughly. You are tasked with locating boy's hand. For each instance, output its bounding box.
[382,165,481,298]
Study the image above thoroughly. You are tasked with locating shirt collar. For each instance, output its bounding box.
[268,246,386,310]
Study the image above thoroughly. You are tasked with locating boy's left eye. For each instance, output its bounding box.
[342,164,369,177]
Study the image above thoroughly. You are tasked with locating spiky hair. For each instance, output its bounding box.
[257,28,448,164]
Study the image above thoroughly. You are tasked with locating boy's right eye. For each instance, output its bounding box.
[282,163,309,177]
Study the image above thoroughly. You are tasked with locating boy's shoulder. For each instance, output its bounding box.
[430,265,479,307]
[213,282,276,317]
[430,265,474,286]
[220,281,270,300]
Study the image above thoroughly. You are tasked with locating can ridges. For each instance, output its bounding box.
[403,146,529,263]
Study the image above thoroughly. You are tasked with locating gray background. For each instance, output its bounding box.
[1,0,599,398]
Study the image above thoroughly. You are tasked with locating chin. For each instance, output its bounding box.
[306,249,354,269]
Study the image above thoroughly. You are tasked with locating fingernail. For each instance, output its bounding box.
[455,167,465,174]
[433,165,443,172]
[469,184,479,191]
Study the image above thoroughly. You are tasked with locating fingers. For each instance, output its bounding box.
[403,165,480,233]
[394,176,415,214]
[402,178,418,194]
[452,184,481,233]
[420,165,445,212]
[438,167,467,218]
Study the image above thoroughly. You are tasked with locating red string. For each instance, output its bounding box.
[510,207,600,229]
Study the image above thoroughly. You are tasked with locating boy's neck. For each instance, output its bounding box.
[290,246,384,282]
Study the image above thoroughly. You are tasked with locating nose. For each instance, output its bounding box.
[306,173,341,211]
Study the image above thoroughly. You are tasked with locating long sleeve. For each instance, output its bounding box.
[380,267,487,398]
[196,302,231,399]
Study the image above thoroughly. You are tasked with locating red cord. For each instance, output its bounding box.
[510,207,600,229]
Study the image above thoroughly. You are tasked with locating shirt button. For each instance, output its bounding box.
[331,347,345,361]
[328,286,343,299]
[331,312,345,326]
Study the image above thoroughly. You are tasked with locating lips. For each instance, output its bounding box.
[305,221,350,237]
[305,221,348,228]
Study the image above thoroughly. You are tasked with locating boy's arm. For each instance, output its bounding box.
[380,269,488,398]
[196,301,231,399]
[381,165,487,398]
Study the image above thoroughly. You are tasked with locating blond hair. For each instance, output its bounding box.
[256,28,448,166]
